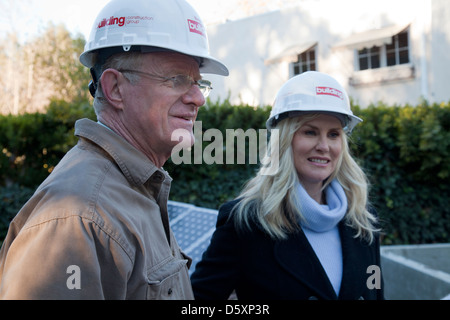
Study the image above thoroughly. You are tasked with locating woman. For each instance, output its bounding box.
[191,71,384,300]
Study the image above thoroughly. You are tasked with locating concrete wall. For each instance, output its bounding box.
[380,244,450,300]
[429,0,450,104]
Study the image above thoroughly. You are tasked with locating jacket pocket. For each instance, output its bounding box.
[146,257,189,300]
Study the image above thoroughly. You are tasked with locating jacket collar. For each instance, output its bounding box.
[274,222,370,300]
[74,118,171,187]
[74,118,173,245]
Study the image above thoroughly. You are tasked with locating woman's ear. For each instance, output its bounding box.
[100,68,125,110]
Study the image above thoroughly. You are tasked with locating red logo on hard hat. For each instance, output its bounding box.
[188,19,205,37]
[316,87,344,100]
[98,16,126,29]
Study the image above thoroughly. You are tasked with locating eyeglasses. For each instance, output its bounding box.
[118,69,213,98]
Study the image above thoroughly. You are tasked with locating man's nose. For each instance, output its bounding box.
[182,84,206,107]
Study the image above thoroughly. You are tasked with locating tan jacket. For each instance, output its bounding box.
[0,119,194,299]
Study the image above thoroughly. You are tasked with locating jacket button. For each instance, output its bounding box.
[168,288,173,296]
[308,296,318,300]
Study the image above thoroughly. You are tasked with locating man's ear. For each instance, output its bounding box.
[100,68,126,110]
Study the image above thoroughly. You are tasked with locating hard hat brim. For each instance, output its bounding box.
[266,110,362,133]
[199,56,229,76]
[80,45,229,76]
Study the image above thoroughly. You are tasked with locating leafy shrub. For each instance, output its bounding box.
[0,98,94,188]
[350,102,450,244]
[165,99,271,208]
[0,99,449,245]
[0,184,34,246]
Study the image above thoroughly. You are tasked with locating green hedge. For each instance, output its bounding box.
[1,99,449,245]
[165,99,271,208]
[350,102,450,244]
[0,98,95,187]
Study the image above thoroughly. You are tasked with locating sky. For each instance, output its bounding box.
[0,0,300,43]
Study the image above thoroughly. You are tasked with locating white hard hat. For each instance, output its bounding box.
[79,0,228,76]
[267,71,362,132]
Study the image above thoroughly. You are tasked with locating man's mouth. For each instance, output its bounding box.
[173,115,194,124]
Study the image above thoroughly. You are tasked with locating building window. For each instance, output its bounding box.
[358,46,381,70]
[292,46,316,75]
[357,30,410,71]
[386,31,409,66]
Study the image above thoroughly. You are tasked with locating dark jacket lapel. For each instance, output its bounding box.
[274,230,337,300]
[338,222,372,299]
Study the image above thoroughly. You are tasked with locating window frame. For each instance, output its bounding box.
[386,31,410,67]
[290,45,317,76]
[356,29,410,71]
[358,46,381,70]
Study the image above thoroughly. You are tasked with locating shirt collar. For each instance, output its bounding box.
[74,118,171,186]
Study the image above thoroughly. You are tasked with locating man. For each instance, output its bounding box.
[0,0,228,299]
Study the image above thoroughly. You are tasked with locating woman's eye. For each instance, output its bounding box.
[329,131,340,138]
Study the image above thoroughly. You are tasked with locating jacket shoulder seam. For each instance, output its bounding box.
[22,214,134,264]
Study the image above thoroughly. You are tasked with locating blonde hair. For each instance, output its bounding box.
[232,114,379,243]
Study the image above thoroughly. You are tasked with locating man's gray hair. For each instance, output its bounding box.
[93,52,144,115]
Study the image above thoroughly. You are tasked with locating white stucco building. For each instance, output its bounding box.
[204,0,450,107]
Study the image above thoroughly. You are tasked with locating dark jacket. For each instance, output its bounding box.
[191,199,384,300]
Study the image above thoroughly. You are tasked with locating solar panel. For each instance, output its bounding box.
[168,200,218,275]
